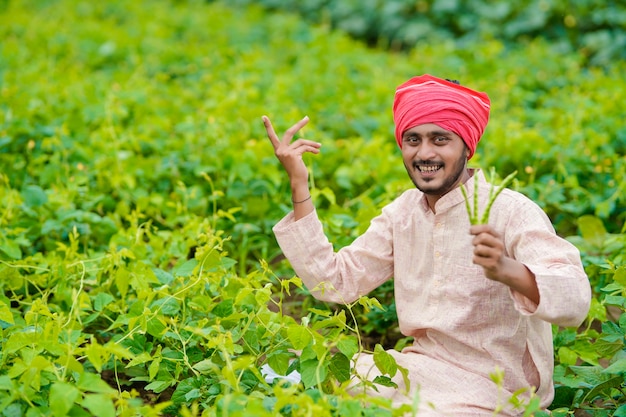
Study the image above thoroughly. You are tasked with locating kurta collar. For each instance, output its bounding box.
[432,168,485,213]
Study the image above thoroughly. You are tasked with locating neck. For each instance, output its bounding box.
[424,168,473,213]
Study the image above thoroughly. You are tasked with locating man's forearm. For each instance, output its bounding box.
[291,181,314,221]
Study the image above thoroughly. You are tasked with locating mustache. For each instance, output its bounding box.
[413,160,443,166]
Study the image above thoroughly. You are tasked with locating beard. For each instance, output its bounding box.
[404,151,468,197]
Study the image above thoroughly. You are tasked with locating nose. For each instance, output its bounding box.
[416,141,437,160]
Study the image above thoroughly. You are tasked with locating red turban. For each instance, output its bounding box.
[392,74,490,159]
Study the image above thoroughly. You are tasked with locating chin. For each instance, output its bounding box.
[413,179,453,196]
[420,186,448,195]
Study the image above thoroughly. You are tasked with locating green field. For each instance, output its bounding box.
[1,0,625,416]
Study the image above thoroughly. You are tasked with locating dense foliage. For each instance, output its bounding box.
[1,0,625,416]
[224,0,626,67]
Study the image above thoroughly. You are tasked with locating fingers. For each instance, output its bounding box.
[262,115,280,149]
[473,243,499,259]
[262,115,311,150]
[274,139,321,170]
[472,235,503,263]
[471,228,505,277]
[469,224,498,237]
[282,116,309,145]
[471,225,502,254]
[289,138,321,154]
[471,231,500,247]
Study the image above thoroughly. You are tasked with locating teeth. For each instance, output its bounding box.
[418,165,441,172]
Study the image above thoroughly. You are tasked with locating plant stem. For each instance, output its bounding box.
[460,169,517,225]
[479,170,517,224]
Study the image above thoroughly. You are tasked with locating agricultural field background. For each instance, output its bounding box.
[1,0,625,416]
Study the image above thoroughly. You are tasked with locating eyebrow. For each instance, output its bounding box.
[403,129,453,138]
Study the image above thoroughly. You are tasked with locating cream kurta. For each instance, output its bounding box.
[273,170,591,416]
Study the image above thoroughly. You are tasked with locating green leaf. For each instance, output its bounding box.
[557,347,579,366]
[329,352,351,383]
[193,358,216,373]
[49,382,80,417]
[93,293,115,312]
[151,297,181,316]
[603,295,626,307]
[336,336,359,359]
[602,357,626,374]
[21,185,48,207]
[77,372,116,394]
[148,357,162,380]
[146,316,167,337]
[126,352,152,368]
[372,375,397,388]
[308,308,331,317]
[300,344,317,362]
[115,268,130,298]
[152,268,174,285]
[1,403,26,417]
[220,256,237,270]
[299,359,327,389]
[316,186,336,206]
[338,399,365,416]
[0,238,21,260]
[398,364,411,394]
[267,351,291,376]
[0,300,14,324]
[144,380,172,393]
[171,377,209,405]
[373,344,397,377]
[550,407,573,417]
[81,394,115,417]
[580,375,624,404]
[614,404,626,417]
[577,215,607,240]
[84,340,108,373]
[184,388,201,401]
[4,332,37,354]
[287,325,312,351]
[569,365,607,386]
[357,296,384,312]
[0,375,14,391]
[586,297,607,322]
[173,259,198,277]
[614,265,626,287]
[213,299,234,318]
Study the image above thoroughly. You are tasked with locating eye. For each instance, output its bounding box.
[434,136,449,143]
[404,134,420,144]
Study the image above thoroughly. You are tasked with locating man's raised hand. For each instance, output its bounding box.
[262,115,321,186]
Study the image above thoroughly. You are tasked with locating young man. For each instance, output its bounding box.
[262,74,591,415]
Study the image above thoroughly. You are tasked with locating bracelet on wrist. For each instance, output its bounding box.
[292,195,312,204]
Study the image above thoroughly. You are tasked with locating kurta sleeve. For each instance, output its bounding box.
[272,207,395,304]
[500,195,591,328]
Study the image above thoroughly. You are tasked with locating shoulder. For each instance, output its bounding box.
[491,188,554,230]
[382,188,423,213]
[496,188,545,212]
[368,189,425,230]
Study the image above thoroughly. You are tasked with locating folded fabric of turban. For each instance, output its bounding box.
[393,74,491,159]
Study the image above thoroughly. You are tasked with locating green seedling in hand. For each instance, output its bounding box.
[460,168,517,225]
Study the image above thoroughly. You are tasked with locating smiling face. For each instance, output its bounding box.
[401,123,471,208]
